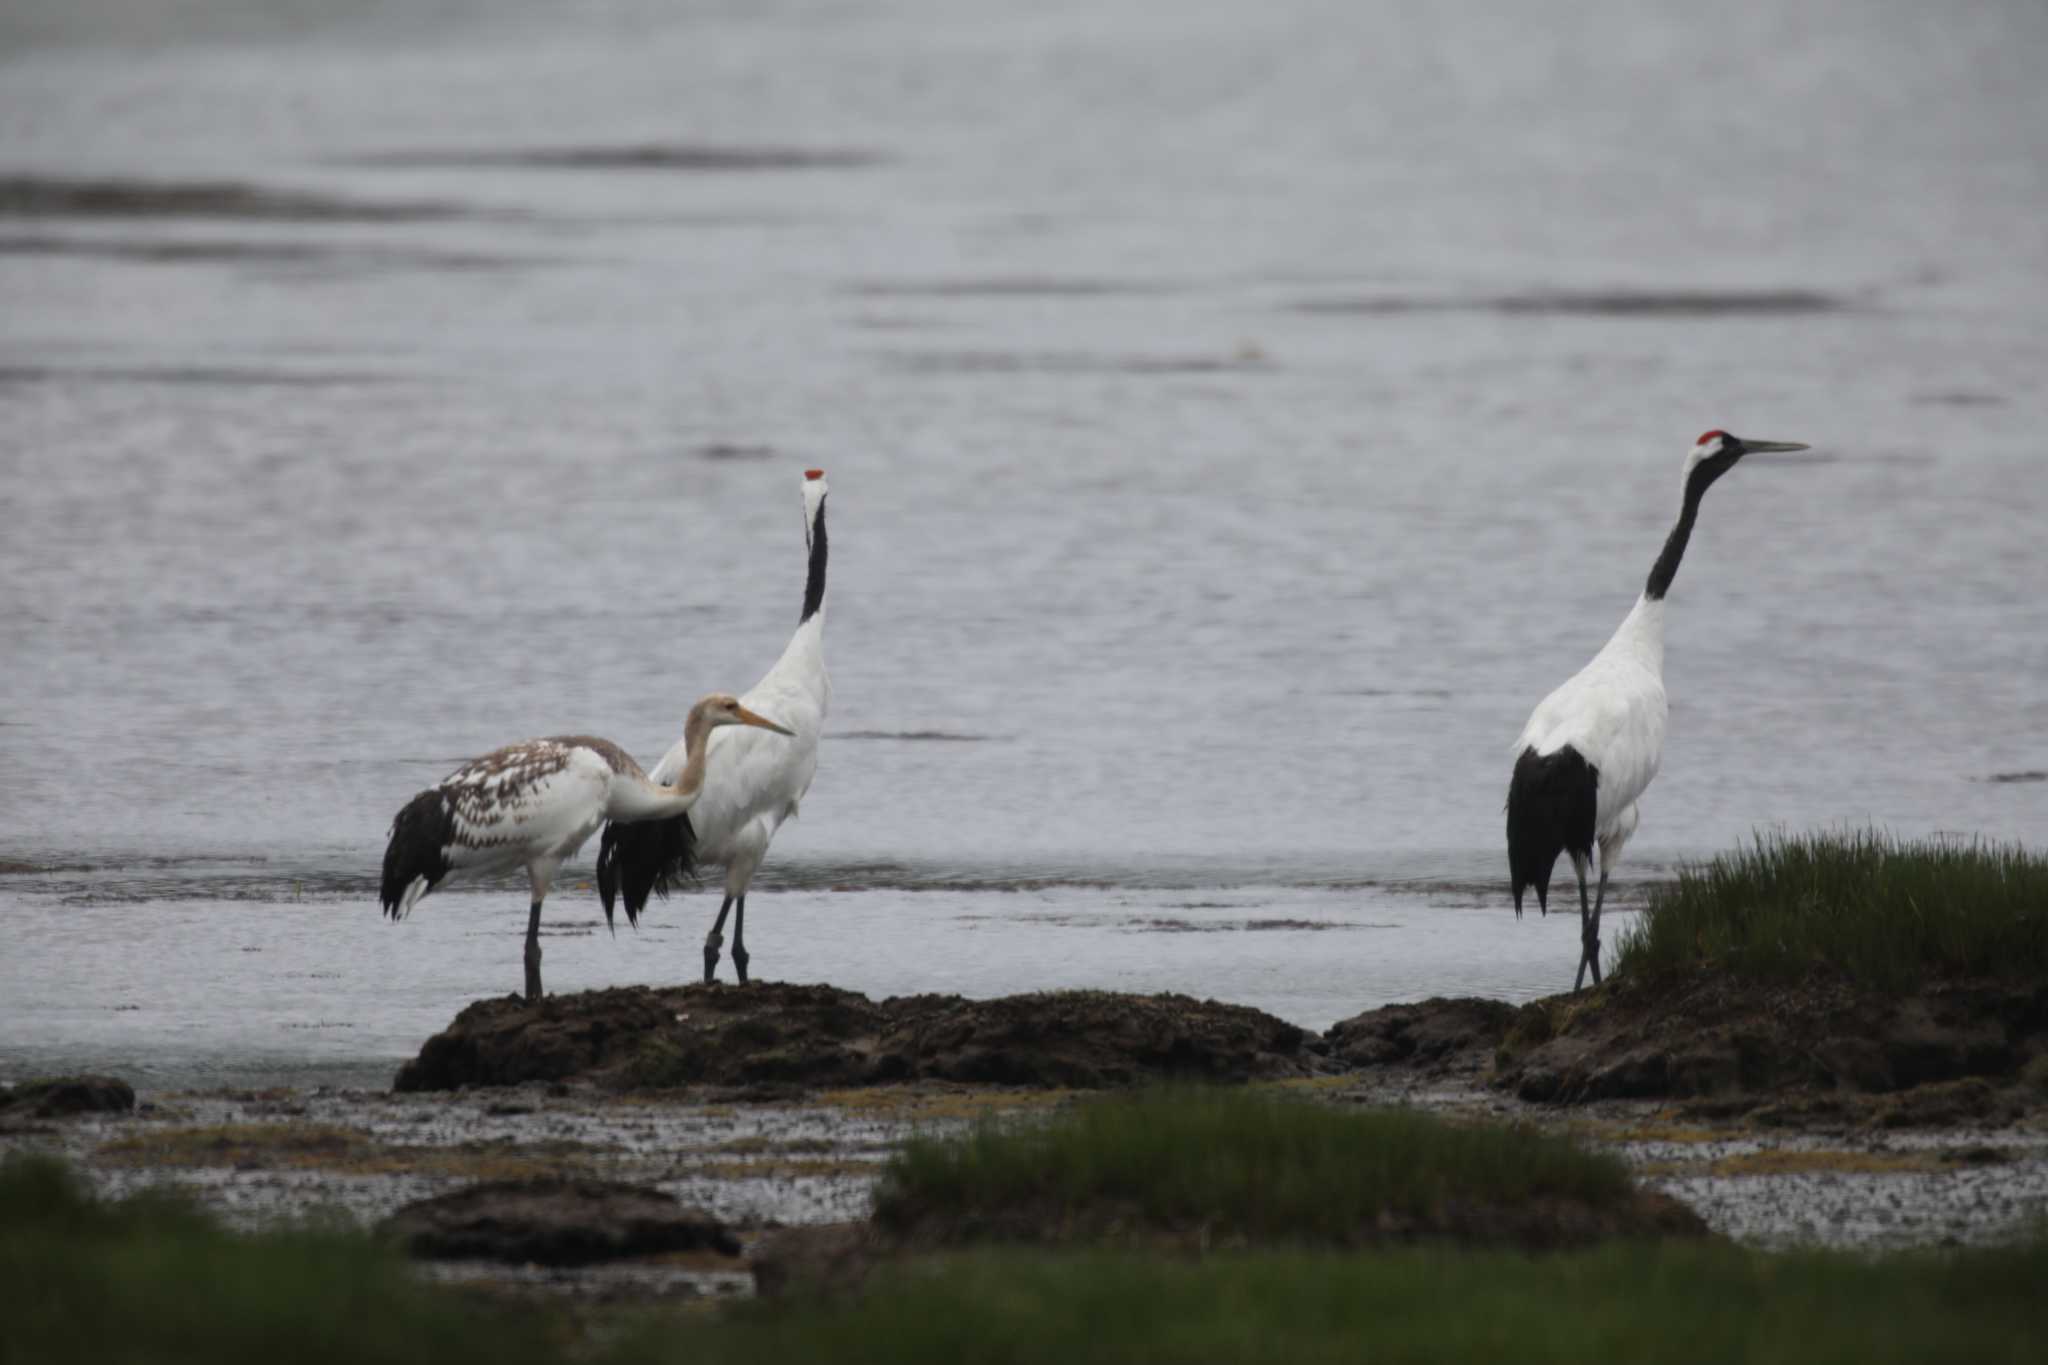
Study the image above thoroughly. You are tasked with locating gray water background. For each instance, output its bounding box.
[3,0,2044,1084]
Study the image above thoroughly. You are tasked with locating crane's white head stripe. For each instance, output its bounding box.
[1683,429,1729,473]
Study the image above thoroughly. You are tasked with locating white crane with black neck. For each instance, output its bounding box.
[379,694,794,1002]
[597,469,830,984]
[1506,429,1809,991]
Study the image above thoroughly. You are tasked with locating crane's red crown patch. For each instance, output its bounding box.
[805,468,825,480]
[1695,429,1727,447]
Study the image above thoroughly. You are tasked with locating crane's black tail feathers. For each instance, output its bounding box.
[1506,746,1597,919]
[595,814,698,931]
[381,788,454,918]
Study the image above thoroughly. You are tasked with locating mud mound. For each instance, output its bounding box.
[1497,974,2048,1113]
[889,989,1320,1087]
[0,1075,135,1119]
[395,984,1326,1093]
[379,1177,739,1265]
[395,987,677,1092]
[1324,997,1517,1077]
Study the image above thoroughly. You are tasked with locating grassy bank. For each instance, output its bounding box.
[7,1147,2045,1364]
[1614,831,2048,989]
[0,1155,566,1365]
[874,1087,1640,1246]
[676,1242,2048,1365]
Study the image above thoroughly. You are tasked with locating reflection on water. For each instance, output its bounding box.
[1,0,2044,1082]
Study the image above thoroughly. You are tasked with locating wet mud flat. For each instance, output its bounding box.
[1323,1073,2048,1253]
[7,977,2048,1301]
[0,1077,1072,1301]
[7,1072,2044,1297]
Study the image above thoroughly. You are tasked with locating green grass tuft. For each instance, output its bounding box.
[667,1242,2048,1365]
[0,1153,567,1365]
[1615,831,2048,990]
[872,1086,1632,1244]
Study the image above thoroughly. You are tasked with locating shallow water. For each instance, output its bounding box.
[3,0,2045,1085]
[0,877,1648,1089]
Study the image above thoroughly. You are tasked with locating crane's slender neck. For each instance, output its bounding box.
[1603,592,1666,676]
[1644,453,1736,601]
[664,707,718,803]
[1643,499,1698,601]
[800,495,828,624]
[611,707,719,822]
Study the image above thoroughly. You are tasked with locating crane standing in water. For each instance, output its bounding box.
[1507,430,1809,990]
[381,694,793,1001]
[598,470,831,984]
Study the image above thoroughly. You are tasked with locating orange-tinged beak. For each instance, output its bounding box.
[735,705,795,736]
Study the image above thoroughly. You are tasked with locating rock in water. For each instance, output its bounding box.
[378,1178,740,1265]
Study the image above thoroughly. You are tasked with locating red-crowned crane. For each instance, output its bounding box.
[597,470,830,984]
[380,694,793,1001]
[1507,430,1809,990]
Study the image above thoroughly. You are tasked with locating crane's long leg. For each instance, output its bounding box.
[524,899,544,1002]
[704,894,735,984]
[1586,867,1607,988]
[730,895,749,985]
[524,860,558,1004]
[1585,808,1632,992]
[1570,852,1597,992]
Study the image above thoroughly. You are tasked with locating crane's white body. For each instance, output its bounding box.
[597,471,831,984]
[1515,593,1667,866]
[646,609,828,895]
[394,737,691,920]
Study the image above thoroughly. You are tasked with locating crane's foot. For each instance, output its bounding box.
[703,933,723,985]
[731,944,750,985]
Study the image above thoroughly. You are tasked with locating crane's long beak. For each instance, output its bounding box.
[735,705,796,736]
[1741,439,1810,454]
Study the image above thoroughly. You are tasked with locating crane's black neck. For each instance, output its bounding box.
[1644,453,1738,601]
[800,497,828,623]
